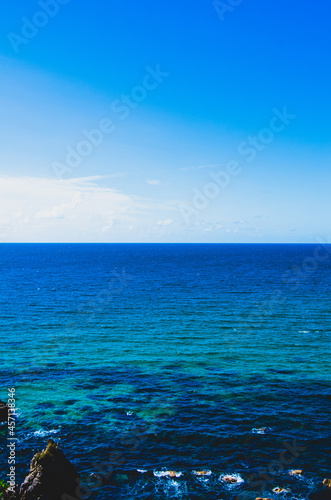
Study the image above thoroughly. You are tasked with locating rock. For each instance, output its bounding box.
[193,470,212,476]
[153,470,183,478]
[272,487,291,493]
[166,471,179,478]
[309,478,331,500]
[255,497,273,500]
[221,474,244,484]
[0,400,9,422]
[2,491,18,500]
[19,439,80,500]
[223,475,238,483]
[321,479,331,499]
[1,479,19,500]
[289,469,303,476]
[255,498,275,500]
[2,488,19,500]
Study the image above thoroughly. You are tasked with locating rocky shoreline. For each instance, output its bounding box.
[1,401,330,500]
[1,440,79,500]
[1,439,330,500]
[0,401,9,424]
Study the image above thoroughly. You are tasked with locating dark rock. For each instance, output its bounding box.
[309,478,331,500]
[2,487,19,500]
[309,492,330,500]
[0,400,9,422]
[255,498,275,500]
[19,439,80,500]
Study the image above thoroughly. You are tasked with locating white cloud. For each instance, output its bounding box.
[146,179,161,185]
[36,192,83,219]
[156,219,173,226]
[0,176,141,242]
[0,175,306,243]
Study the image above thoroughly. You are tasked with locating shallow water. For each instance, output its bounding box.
[0,244,330,499]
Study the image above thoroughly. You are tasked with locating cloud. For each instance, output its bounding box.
[146,179,161,185]
[0,176,140,242]
[36,192,83,219]
[156,219,173,226]
[107,172,127,178]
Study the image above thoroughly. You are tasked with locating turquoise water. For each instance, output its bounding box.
[0,244,330,499]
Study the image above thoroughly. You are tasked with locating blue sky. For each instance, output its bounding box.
[0,0,330,242]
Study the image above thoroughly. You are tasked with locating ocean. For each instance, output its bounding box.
[0,243,330,499]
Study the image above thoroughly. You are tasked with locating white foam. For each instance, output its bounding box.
[220,473,245,486]
[154,470,183,478]
[160,478,187,499]
[34,429,59,438]
[252,426,269,434]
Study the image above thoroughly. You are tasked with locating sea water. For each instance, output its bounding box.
[0,244,330,499]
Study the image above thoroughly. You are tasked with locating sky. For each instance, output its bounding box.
[0,0,330,243]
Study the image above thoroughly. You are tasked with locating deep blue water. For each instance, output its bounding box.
[0,243,330,499]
